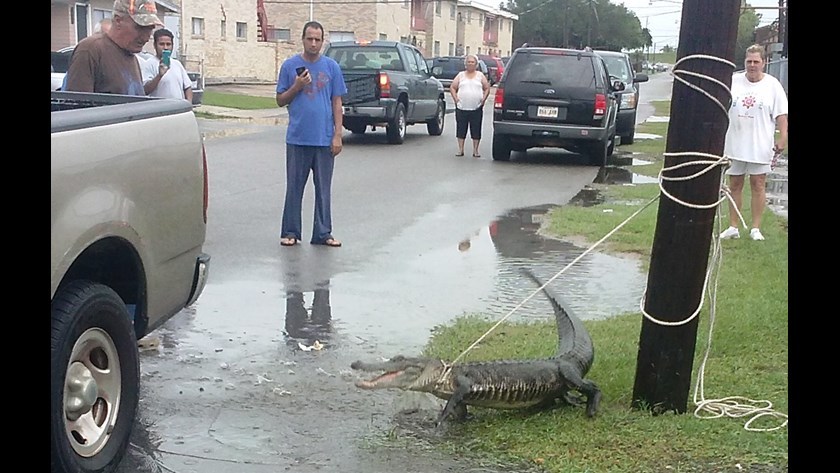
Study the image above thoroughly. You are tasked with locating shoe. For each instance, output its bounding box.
[313,238,342,247]
[280,236,298,246]
[719,226,740,240]
[473,153,481,158]
[749,228,765,241]
[455,151,464,157]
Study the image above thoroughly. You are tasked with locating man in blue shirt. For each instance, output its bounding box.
[276,21,347,248]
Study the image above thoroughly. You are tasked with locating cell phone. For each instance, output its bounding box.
[162,50,171,67]
[296,66,307,77]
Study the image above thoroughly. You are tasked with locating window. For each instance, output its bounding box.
[434,41,440,56]
[220,20,226,38]
[467,12,471,24]
[509,19,512,32]
[477,47,481,54]
[379,33,387,40]
[92,9,112,25]
[192,17,204,37]
[435,1,441,15]
[267,28,291,41]
[450,5,455,20]
[448,42,454,55]
[329,31,356,42]
[236,22,247,40]
[479,14,483,26]
[400,35,408,44]
[403,0,408,8]
[465,46,470,55]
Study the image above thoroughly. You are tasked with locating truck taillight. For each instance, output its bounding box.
[379,72,391,98]
[494,87,504,109]
[594,93,606,119]
[202,142,209,224]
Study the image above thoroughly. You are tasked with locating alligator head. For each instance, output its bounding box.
[350,355,447,393]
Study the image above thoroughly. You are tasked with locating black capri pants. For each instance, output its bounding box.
[455,107,483,139]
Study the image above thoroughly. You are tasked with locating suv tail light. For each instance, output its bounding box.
[594,93,607,119]
[379,72,391,98]
[494,87,504,109]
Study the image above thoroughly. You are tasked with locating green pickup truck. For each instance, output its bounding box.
[324,40,446,144]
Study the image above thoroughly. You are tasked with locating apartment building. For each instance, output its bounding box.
[50,1,517,84]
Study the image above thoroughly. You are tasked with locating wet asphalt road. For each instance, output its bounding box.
[114,71,788,472]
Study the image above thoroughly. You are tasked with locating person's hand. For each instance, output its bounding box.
[331,134,343,157]
[157,62,169,77]
[773,142,785,154]
[295,70,312,90]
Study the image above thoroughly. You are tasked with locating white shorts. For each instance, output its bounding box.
[725,160,771,176]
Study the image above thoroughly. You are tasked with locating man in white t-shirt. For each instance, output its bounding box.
[719,44,788,241]
[141,28,193,102]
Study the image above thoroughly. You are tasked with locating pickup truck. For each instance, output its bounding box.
[51,91,210,473]
[323,40,446,144]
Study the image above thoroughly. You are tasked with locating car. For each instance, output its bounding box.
[51,48,204,105]
[478,54,505,85]
[428,56,489,89]
[594,50,649,145]
[491,47,625,166]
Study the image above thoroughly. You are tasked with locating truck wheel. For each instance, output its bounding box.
[607,137,616,157]
[51,280,139,473]
[426,99,445,136]
[587,139,609,167]
[387,103,407,144]
[622,133,634,145]
[345,122,367,134]
[492,134,512,161]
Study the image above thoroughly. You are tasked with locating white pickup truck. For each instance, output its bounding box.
[50,91,210,473]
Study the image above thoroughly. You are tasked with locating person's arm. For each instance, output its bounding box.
[480,74,491,107]
[331,94,344,157]
[276,69,309,107]
[184,86,193,103]
[774,114,788,153]
[64,48,95,92]
[450,72,461,107]
[142,59,168,95]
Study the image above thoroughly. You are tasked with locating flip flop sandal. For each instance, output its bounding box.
[315,238,342,247]
[280,237,298,246]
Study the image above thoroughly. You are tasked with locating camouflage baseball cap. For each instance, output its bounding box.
[113,0,163,27]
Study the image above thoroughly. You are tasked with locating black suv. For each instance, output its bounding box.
[427,56,489,89]
[595,50,649,145]
[492,47,625,165]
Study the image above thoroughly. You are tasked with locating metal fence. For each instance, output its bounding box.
[766,57,788,95]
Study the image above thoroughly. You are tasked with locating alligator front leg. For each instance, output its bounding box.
[435,374,472,427]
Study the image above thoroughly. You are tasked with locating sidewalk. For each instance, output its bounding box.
[195,104,286,120]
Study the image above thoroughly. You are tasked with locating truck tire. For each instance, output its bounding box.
[386,103,407,144]
[426,99,445,136]
[587,138,609,167]
[345,121,367,134]
[51,280,139,473]
[492,134,512,161]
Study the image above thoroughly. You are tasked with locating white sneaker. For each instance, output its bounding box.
[749,228,765,241]
[719,226,740,240]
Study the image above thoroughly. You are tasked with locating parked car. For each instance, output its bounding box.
[492,47,625,166]
[51,48,204,106]
[594,50,649,145]
[478,54,505,85]
[427,56,490,89]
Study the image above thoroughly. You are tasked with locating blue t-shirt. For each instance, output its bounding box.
[277,55,348,147]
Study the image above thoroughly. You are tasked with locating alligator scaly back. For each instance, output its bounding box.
[350,268,600,426]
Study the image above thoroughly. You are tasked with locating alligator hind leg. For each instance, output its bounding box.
[559,366,601,417]
[436,376,471,427]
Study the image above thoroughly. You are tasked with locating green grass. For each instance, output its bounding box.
[382,99,789,472]
[201,89,277,109]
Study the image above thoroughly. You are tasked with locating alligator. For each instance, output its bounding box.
[350,269,600,426]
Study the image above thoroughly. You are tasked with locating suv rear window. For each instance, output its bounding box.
[325,47,403,70]
[506,53,598,88]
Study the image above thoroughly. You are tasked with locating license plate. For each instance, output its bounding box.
[537,106,559,118]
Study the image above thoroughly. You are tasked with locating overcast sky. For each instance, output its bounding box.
[619,0,783,49]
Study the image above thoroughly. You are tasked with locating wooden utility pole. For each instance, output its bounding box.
[631,0,740,414]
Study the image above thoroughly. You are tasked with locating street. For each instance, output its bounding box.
[116,73,675,472]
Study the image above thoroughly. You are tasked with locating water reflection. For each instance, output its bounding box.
[284,286,333,349]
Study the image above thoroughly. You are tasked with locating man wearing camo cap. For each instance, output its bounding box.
[65,0,163,95]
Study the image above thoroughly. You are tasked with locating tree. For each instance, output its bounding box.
[734,3,761,65]
[503,0,649,51]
